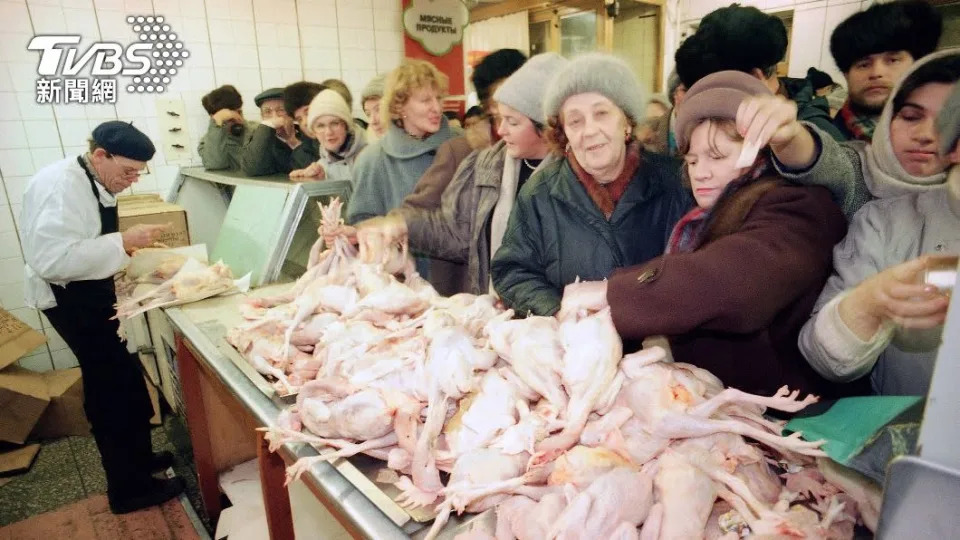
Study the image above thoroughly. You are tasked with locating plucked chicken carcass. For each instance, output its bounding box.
[239,200,874,540]
[115,260,236,320]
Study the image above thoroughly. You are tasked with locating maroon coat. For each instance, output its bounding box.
[608,178,857,398]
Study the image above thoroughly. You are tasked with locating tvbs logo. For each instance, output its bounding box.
[28,36,152,77]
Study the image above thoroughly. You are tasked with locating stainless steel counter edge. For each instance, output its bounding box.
[163,306,413,540]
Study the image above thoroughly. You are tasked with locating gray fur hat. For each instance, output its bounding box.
[543,53,646,122]
[493,52,567,125]
[938,82,960,156]
[361,74,386,103]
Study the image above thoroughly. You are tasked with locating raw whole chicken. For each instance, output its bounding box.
[240,200,874,540]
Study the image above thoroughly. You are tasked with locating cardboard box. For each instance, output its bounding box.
[0,443,41,475]
[30,368,90,439]
[0,366,50,444]
[118,194,190,248]
[0,308,48,371]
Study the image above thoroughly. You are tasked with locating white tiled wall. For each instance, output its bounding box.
[0,0,405,371]
[674,0,874,86]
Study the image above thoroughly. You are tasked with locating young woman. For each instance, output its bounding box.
[559,71,852,397]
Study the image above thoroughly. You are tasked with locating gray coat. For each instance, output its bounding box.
[198,119,257,171]
[317,127,367,183]
[798,180,960,395]
[396,140,557,294]
[346,117,458,224]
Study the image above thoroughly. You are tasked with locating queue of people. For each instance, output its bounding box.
[15,0,957,516]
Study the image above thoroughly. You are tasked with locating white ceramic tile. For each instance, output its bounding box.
[0,256,25,285]
[302,47,341,71]
[337,7,373,30]
[38,310,50,329]
[297,0,337,28]
[188,67,216,91]
[0,148,35,176]
[31,148,63,173]
[372,8,400,32]
[229,0,253,21]
[301,26,339,49]
[0,281,26,311]
[42,326,68,351]
[0,92,20,121]
[0,206,13,234]
[152,0,182,17]
[0,34,37,65]
[180,17,212,42]
[0,66,15,94]
[57,118,92,148]
[208,19,234,43]
[93,0,123,10]
[372,0,399,12]
[9,64,41,94]
[255,22,278,46]
[338,0,370,10]
[273,47,301,70]
[19,350,54,372]
[276,23,301,48]
[0,1,34,33]
[124,0,153,13]
[2,175,30,203]
[211,44,240,67]
[235,45,260,68]
[63,8,101,37]
[341,48,375,71]
[62,0,95,8]
[22,120,59,148]
[29,5,69,34]
[0,121,28,149]
[9,203,22,231]
[51,347,80,369]
[17,94,55,121]
[230,19,256,45]
[374,30,403,52]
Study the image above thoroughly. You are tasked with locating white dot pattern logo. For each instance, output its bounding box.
[126,14,188,94]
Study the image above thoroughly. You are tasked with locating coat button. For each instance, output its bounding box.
[636,268,658,283]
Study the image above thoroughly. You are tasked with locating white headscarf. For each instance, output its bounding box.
[864,48,960,198]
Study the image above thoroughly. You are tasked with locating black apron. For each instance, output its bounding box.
[42,157,154,494]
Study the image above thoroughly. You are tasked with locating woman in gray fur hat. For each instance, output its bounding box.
[489,53,692,316]
[353,53,569,295]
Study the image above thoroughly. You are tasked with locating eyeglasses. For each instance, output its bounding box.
[312,120,346,133]
[110,155,148,178]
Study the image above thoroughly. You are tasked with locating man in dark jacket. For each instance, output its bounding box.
[239,82,323,176]
[828,0,942,141]
[675,4,845,141]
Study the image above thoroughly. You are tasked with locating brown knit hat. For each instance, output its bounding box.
[675,70,772,151]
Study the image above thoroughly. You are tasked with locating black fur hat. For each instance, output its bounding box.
[471,49,526,102]
[674,4,787,88]
[283,81,324,116]
[201,85,242,115]
[830,0,942,73]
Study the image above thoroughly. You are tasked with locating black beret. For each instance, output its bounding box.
[255,87,284,107]
[201,85,243,115]
[92,121,155,161]
[675,4,787,88]
[830,1,942,73]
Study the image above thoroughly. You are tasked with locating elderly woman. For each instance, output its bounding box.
[355,53,568,295]
[490,53,692,316]
[558,71,851,397]
[289,89,367,182]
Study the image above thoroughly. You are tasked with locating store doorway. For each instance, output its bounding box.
[612,2,659,95]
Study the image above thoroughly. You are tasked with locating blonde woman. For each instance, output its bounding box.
[346,60,458,224]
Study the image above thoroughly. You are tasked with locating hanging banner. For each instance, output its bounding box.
[403,0,469,56]
[402,0,467,108]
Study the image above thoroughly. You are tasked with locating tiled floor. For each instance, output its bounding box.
[0,415,212,536]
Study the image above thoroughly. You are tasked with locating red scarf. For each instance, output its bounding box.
[837,100,877,142]
[567,141,642,219]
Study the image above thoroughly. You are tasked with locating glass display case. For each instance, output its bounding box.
[167,167,352,286]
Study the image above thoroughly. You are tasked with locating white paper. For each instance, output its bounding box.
[736,139,762,168]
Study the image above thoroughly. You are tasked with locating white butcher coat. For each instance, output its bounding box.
[20,156,129,310]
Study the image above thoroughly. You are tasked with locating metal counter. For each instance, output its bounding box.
[164,292,487,539]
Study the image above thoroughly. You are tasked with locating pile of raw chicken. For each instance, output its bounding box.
[229,200,879,540]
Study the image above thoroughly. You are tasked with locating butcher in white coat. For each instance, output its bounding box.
[19,121,183,514]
